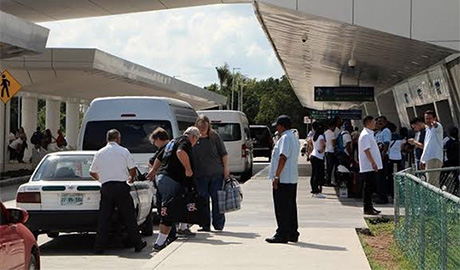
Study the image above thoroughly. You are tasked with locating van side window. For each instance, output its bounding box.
[178,121,195,135]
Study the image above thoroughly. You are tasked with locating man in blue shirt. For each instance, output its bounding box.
[266,115,300,244]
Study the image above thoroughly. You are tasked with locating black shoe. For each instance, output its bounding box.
[364,209,380,215]
[265,235,288,244]
[289,234,299,243]
[372,208,381,214]
[177,228,196,236]
[167,235,178,243]
[134,240,147,253]
[198,227,211,232]
[153,241,168,251]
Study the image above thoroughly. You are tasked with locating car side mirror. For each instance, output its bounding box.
[7,208,29,224]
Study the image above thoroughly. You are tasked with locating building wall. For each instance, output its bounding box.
[389,55,460,130]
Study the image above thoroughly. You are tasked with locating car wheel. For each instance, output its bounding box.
[28,252,39,270]
[140,205,153,236]
[241,163,253,182]
[47,232,59,238]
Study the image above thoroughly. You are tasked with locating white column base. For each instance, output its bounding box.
[66,101,80,150]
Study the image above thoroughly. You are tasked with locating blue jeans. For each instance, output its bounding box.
[155,174,179,236]
[156,174,182,226]
[196,175,225,230]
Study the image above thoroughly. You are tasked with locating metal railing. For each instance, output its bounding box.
[394,167,460,270]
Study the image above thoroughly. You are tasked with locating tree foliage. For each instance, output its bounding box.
[207,64,308,136]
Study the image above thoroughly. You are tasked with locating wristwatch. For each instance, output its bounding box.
[274,176,280,181]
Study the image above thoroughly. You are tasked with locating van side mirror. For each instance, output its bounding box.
[7,208,29,224]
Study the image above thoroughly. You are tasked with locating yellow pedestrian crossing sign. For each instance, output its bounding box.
[1,70,22,104]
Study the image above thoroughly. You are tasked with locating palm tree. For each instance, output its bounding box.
[215,63,231,91]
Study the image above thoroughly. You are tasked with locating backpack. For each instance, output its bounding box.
[334,131,351,167]
[334,131,348,154]
[30,131,42,145]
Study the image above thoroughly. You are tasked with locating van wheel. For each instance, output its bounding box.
[140,206,153,236]
[28,252,39,270]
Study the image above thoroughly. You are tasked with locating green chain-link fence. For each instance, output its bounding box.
[394,167,460,270]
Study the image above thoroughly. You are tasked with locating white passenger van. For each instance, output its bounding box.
[196,110,253,181]
[78,97,198,172]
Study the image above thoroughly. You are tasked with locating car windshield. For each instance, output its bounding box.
[32,155,95,181]
[83,120,172,153]
[211,123,241,141]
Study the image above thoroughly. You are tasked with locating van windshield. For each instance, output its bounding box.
[83,120,173,153]
[211,123,241,141]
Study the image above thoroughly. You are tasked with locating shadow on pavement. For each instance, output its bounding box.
[39,233,154,259]
[186,235,243,246]
[211,231,260,239]
[294,241,347,251]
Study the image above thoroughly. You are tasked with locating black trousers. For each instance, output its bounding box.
[273,183,299,239]
[361,171,377,211]
[376,158,388,202]
[325,152,336,184]
[310,156,324,194]
[94,181,142,250]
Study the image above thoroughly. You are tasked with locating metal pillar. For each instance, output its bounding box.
[1,102,11,172]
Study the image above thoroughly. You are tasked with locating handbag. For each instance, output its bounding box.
[161,184,207,226]
[217,176,243,214]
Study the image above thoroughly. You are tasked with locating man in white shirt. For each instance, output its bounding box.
[324,120,337,186]
[358,116,383,215]
[420,110,444,187]
[266,115,300,244]
[89,129,146,254]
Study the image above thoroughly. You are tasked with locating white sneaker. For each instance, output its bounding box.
[315,193,326,199]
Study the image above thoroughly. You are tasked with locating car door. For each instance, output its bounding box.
[0,203,26,270]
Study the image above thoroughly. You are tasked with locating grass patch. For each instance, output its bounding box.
[357,218,414,270]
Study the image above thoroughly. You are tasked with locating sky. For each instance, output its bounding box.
[39,4,284,88]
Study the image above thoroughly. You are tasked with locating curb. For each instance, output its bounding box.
[0,175,31,187]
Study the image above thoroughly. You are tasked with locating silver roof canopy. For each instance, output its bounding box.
[1,48,226,109]
[254,2,458,110]
[0,11,49,59]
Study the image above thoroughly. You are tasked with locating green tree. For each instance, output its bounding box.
[206,65,308,137]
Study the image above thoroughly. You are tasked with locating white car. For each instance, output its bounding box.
[16,151,154,239]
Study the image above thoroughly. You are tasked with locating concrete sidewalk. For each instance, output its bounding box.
[143,163,374,270]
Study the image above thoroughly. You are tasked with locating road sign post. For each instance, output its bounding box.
[1,69,22,173]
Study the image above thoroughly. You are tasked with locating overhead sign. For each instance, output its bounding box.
[1,70,22,104]
[314,86,374,102]
[303,116,311,124]
[310,110,362,120]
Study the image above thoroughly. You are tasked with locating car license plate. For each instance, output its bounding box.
[60,194,83,206]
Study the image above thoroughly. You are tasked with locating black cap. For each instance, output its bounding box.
[272,115,292,127]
